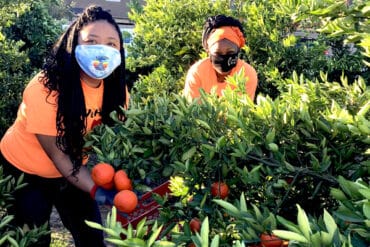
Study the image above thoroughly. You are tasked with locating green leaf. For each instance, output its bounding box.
[0,215,14,229]
[363,202,370,219]
[118,238,146,246]
[267,143,279,152]
[276,216,301,233]
[310,232,322,246]
[283,161,295,172]
[153,240,176,246]
[252,204,263,222]
[135,218,147,239]
[110,208,118,229]
[323,209,337,237]
[296,204,311,240]
[84,220,104,231]
[330,188,348,201]
[320,231,333,246]
[105,238,127,245]
[142,126,152,134]
[0,235,9,246]
[147,225,163,247]
[359,188,370,200]
[195,119,211,130]
[334,209,364,222]
[213,199,241,217]
[240,193,247,211]
[201,217,209,247]
[338,176,367,199]
[210,235,220,247]
[181,146,197,161]
[6,236,19,247]
[265,128,275,143]
[272,230,309,243]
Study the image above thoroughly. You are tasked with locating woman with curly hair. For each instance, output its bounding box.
[0,5,128,246]
[183,14,258,101]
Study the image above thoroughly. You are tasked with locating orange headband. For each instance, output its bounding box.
[207,26,245,49]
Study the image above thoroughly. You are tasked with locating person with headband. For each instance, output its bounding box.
[183,14,258,101]
[0,5,129,246]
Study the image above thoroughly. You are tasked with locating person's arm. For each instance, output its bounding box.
[36,134,94,193]
[125,85,130,109]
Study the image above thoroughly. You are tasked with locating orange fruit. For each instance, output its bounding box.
[91,163,115,189]
[260,233,283,247]
[211,182,229,199]
[114,170,132,191]
[101,180,114,190]
[113,190,138,213]
[189,218,201,233]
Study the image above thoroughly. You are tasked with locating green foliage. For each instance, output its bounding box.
[0,0,65,136]
[274,205,349,247]
[127,0,234,74]
[0,166,49,246]
[0,0,367,245]
[127,0,369,97]
[213,193,278,244]
[131,65,183,100]
[272,176,370,247]
[331,176,370,245]
[4,0,65,68]
[0,40,30,137]
[85,206,175,246]
[86,71,369,243]
[308,0,370,63]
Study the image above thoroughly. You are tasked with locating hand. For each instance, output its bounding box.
[90,185,117,205]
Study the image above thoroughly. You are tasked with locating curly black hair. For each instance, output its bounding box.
[202,14,245,50]
[41,5,127,174]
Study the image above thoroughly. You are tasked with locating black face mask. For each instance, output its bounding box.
[210,53,238,73]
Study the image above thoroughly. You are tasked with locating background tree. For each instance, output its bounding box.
[127,0,369,99]
[0,0,66,137]
[4,0,68,68]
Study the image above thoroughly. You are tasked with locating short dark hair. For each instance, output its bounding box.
[202,14,245,50]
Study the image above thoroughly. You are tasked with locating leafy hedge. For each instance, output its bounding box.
[127,0,369,98]
[85,1,370,246]
[86,70,369,245]
[0,0,369,246]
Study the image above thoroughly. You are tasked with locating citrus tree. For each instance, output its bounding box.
[0,167,49,246]
[84,0,369,246]
[0,0,65,137]
[127,0,369,99]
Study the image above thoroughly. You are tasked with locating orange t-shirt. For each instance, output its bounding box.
[183,58,258,101]
[0,73,106,178]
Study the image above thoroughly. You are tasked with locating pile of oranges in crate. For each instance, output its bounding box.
[91,162,171,227]
[91,162,138,213]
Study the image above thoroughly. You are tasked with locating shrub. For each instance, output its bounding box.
[0,166,49,246]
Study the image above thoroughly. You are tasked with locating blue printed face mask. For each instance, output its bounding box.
[75,44,121,79]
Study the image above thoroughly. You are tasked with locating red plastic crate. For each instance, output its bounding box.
[116,180,171,228]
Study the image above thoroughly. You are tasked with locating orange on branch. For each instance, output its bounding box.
[189,218,201,233]
[211,181,229,199]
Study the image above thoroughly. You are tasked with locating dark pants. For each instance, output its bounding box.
[1,153,106,247]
